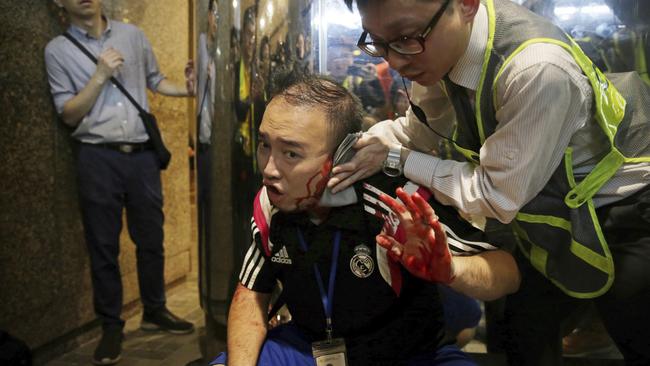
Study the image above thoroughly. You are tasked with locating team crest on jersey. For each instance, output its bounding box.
[350,244,374,278]
[271,246,292,265]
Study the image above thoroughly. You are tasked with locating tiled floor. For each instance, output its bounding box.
[46,279,213,366]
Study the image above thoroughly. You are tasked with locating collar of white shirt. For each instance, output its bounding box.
[447,3,488,91]
[69,16,113,40]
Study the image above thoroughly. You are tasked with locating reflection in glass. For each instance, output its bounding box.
[320,0,405,129]
[196,0,220,328]
[521,0,648,83]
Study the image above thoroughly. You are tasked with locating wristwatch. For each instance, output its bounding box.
[382,144,403,177]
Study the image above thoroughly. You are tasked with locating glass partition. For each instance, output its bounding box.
[519,0,649,80]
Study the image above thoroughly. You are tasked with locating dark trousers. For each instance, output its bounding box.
[503,185,650,365]
[197,144,212,310]
[197,144,212,253]
[76,144,166,328]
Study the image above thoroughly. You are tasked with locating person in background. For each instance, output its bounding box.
[45,0,195,364]
[196,0,218,293]
[230,26,240,72]
[231,6,262,300]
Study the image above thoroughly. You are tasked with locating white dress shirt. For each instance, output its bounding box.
[369,4,650,223]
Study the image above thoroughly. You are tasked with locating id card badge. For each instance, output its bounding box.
[312,338,348,366]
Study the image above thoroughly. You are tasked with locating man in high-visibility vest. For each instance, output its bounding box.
[331,0,650,364]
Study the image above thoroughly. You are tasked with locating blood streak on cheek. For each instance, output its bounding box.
[321,159,333,175]
[315,160,333,194]
[294,160,333,206]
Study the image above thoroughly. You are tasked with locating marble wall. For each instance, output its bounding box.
[0,0,193,355]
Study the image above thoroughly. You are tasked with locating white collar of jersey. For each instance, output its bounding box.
[319,186,358,207]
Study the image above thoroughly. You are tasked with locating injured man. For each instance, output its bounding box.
[212,71,520,366]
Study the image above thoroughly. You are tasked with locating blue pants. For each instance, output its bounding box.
[77,144,166,328]
[438,285,482,335]
[210,324,476,365]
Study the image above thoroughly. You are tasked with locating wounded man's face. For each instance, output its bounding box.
[257,96,333,213]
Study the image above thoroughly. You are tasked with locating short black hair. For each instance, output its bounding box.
[260,35,270,52]
[243,5,256,26]
[269,71,363,150]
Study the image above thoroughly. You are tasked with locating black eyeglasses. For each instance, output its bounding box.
[357,0,452,58]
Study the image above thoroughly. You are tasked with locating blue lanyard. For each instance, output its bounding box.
[296,228,341,341]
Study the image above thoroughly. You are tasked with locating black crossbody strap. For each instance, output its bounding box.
[197,74,211,120]
[63,32,146,115]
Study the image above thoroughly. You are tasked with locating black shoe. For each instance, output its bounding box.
[93,327,123,365]
[141,307,194,334]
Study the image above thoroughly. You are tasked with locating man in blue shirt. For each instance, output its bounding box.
[45,0,195,364]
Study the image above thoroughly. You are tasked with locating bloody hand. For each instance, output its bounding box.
[376,188,455,284]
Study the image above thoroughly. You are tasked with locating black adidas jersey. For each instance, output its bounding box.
[238,174,496,365]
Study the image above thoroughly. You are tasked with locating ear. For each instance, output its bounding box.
[53,0,63,8]
[458,0,480,22]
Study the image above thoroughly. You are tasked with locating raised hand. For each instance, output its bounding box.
[95,47,124,83]
[376,188,455,284]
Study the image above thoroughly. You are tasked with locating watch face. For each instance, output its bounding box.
[382,164,402,177]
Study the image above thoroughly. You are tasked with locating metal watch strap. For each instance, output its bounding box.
[382,145,403,177]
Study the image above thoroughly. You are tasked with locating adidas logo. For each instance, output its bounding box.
[271,246,292,264]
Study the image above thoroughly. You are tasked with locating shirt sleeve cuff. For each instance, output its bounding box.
[148,75,166,92]
[53,93,75,115]
[404,151,440,187]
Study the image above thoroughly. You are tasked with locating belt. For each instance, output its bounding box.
[87,141,153,154]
